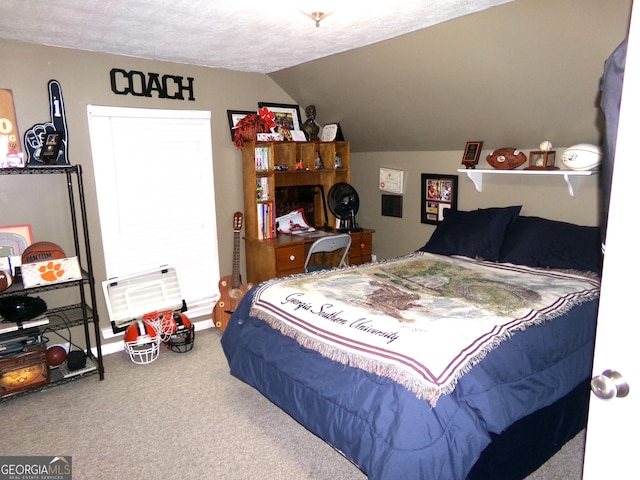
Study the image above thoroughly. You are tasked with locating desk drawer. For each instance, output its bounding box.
[349,231,373,265]
[275,245,305,276]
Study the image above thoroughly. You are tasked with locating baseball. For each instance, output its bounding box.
[539,141,553,151]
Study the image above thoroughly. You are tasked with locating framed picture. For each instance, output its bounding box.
[227,110,255,141]
[258,102,302,132]
[379,167,405,194]
[461,141,483,169]
[320,123,344,142]
[421,174,458,225]
[0,224,33,274]
[381,194,403,218]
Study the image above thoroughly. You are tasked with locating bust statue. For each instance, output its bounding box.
[301,105,320,141]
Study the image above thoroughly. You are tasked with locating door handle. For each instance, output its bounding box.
[590,369,630,400]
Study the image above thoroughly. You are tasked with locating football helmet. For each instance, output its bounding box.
[124,320,160,364]
[163,312,195,353]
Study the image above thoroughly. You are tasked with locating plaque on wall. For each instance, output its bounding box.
[381,194,403,218]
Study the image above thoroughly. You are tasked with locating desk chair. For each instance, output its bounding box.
[304,234,352,272]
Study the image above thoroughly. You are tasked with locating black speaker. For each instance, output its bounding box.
[66,350,87,371]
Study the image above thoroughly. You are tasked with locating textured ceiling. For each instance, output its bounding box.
[271,0,632,152]
[0,0,628,154]
[0,0,511,73]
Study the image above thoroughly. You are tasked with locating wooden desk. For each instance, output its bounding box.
[244,229,375,284]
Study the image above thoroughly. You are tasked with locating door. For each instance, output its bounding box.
[582,1,639,477]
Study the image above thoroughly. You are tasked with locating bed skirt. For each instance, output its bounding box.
[468,378,590,479]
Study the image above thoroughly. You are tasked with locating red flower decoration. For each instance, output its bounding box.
[258,107,276,130]
[232,113,271,150]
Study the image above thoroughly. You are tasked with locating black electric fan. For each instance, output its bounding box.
[327,182,362,233]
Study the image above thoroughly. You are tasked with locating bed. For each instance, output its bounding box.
[222,206,603,480]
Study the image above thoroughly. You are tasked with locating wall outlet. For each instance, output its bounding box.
[371,254,377,263]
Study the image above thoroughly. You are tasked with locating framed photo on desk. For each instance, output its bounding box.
[257,102,302,131]
[227,110,254,141]
[320,123,344,142]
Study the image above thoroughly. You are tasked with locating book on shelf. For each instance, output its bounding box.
[256,177,270,202]
[256,202,275,239]
[254,146,270,172]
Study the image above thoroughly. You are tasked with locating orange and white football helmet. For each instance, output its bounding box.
[124,320,160,364]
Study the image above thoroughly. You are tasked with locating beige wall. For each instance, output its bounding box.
[0,39,295,342]
[351,150,600,261]
[1,38,601,347]
[271,0,631,153]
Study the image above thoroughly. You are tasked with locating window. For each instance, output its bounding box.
[87,106,219,328]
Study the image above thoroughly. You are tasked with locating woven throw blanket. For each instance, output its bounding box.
[250,252,600,406]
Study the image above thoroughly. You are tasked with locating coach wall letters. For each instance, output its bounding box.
[110,68,195,101]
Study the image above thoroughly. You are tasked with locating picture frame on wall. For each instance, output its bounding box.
[257,102,303,132]
[381,194,403,218]
[227,110,255,141]
[421,174,458,225]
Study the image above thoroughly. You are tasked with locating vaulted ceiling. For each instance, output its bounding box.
[270,0,633,151]
[0,0,511,73]
[0,0,632,153]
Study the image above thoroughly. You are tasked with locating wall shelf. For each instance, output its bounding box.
[457,168,597,197]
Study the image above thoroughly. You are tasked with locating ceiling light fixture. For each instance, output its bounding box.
[299,1,335,28]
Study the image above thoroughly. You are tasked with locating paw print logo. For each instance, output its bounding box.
[38,262,66,283]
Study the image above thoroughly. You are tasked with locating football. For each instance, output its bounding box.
[21,241,66,264]
[486,148,527,170]
[0,270,13,293]
[46,345,68,367]
[560,144,602,171]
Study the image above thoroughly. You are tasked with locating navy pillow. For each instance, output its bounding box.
[499,216,603,274]
[420,206,522,261]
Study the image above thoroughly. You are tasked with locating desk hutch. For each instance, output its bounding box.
[241,140,374,284]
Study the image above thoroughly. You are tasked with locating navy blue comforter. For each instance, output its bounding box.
[222,270,598,480]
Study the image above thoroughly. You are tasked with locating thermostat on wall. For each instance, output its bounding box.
[379,167,404,194]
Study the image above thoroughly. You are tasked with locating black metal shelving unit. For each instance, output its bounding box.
[0,165,104,400]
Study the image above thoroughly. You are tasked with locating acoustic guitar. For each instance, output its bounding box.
[213,212,252,331]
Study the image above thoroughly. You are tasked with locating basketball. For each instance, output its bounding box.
[0,270,13,293]
[21,241,66,264]
[46,345,68,367]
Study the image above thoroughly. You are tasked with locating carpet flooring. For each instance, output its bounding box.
[0,327,584,479]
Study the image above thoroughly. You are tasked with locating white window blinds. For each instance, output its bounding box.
[86,106,219,317]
